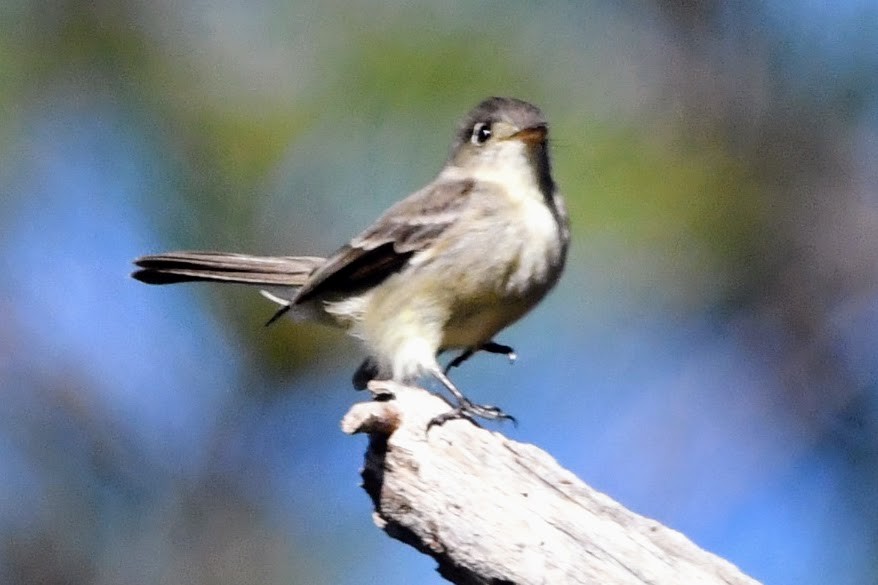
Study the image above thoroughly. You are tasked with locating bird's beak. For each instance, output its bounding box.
[509,124,547,145]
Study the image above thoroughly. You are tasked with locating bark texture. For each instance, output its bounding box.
[341,381,762,585]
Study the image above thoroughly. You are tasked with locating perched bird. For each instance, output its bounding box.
[133,97,569,425]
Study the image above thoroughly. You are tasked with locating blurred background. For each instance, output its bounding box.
[2,0,877,583]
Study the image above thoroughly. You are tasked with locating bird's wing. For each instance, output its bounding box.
[293,178,476,304]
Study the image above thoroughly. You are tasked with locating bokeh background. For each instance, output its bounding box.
[2,1,878,583]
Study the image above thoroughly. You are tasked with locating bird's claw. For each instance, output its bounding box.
[428,400,517,429]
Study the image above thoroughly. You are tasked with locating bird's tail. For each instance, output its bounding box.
[132,251,324,287]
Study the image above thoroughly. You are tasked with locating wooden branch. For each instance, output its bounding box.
[341,381,762,585]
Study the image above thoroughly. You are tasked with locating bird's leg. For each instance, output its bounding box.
[428,367,516,428]
[444,348,475,373]
[444,341,517,374]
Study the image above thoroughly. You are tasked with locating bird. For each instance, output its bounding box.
[132,97,570,426]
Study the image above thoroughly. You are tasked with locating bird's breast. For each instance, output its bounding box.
[440,191,567,348]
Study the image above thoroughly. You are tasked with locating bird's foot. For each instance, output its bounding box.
[444,341,517,374]
[428,398,517,429]
[483,341,517,364]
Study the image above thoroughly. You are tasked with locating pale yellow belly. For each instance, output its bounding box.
[440,293,534,350]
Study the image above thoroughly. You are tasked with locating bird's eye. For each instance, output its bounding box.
[471,122,492,145]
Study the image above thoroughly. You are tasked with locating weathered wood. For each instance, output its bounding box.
[342,381,762,585]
